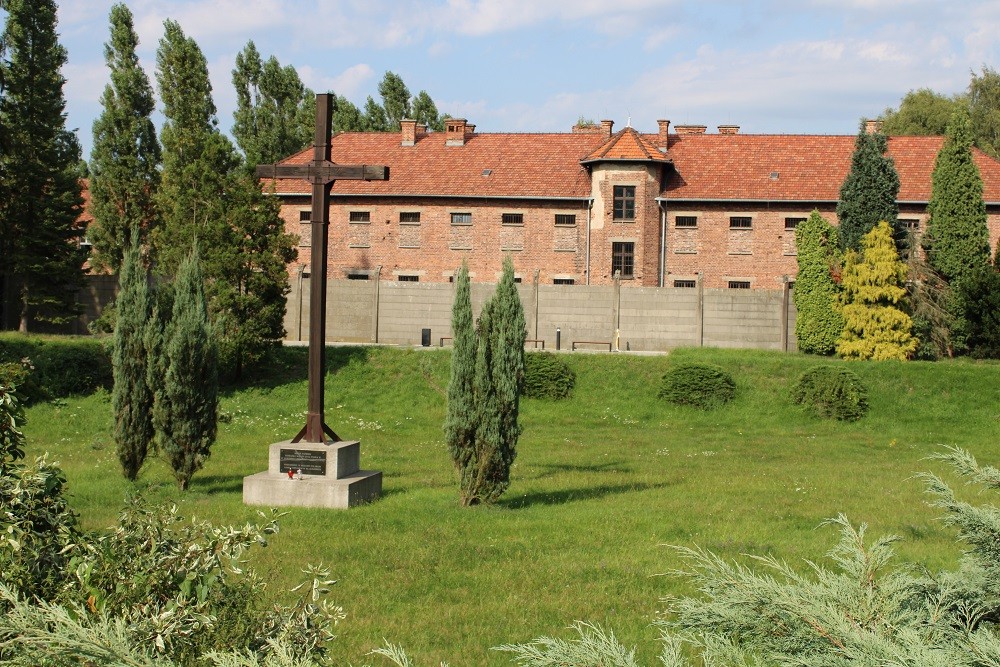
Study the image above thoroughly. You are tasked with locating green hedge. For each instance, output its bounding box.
[792,364,869,421]
[0,333,112,403]
[523,352,575,399]
[658,363,736,409]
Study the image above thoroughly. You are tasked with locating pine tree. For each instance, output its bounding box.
[836,122,900,252]
[444,263,477,485]
[0,0,86,331]
[837,221,917,360]
[378,71,411,130]
[793,210,843,355]
[153,245,218,491]
[231,41,313,169]
[111,228,153,480]
[923,106,991,285]
[88,3,160,273]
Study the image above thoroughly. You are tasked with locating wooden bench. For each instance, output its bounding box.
[572,340,612,351]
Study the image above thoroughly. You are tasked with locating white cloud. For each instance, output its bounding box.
[298,64,375,99]
[442,0,673,36]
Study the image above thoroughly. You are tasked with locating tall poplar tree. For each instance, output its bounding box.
[88,3,161,272]
[0,0,85,331]
[412,90,445,131]
[836,122,900,252]
[793,210,843,355]
[378,71,411,130]
[445,263,476,488]
[231,41,314,169]
[112,228,153,480]
[837,221,916,361]
[923,106,991,285]
[153,244,218,491]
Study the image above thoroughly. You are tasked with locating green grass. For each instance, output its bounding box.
[19,344,1000,666]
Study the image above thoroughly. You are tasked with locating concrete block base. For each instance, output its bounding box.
[243,469,382,508]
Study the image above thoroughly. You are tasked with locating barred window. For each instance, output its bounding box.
[784,217,806,230]
[399,212,421,224]
[299,211,311,222]
[555,214,576,226]
[675,216,697,228]
[397,275,419,282]
[451,212,472,225]
[349,211,370,222]
[502,213,523,225]
[611,242,635,278]
[729,216,752,229]
[728,280,751,289]
[673,279,696,288]
[553,278,575,285]
[900,218,920,230]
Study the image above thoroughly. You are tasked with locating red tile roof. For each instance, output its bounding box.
[582,127,670,164]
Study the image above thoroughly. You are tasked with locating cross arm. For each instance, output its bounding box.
[256,162,389,184]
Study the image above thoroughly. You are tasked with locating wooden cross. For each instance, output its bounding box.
[257,93,389,444]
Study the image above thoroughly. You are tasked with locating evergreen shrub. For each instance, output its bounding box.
[523,351,575,399]
[658,363,736,409]
[0,335,112,403]
[793,364,869,421]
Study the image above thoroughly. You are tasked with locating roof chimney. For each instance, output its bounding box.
[864,119,883,134]
[400,118,417,146]
[674,125,707,135]
[446,118,469,146]
[600,119,614,137]
[718,124,740,135]
[657,119,670,150]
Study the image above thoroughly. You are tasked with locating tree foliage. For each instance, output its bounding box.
[88,3,161,273]
[953,265,1000,359]
[445,262,476,480]
[112,229,153,481]
[836,221,917,360]
[836,122,900,252]
[969,65,1000,159]
[412,90,445,131]
[152,246,218,491]
[377,71,411,131]
[793,210,844,355]
[881,88,962,137]
[0,0,86,330]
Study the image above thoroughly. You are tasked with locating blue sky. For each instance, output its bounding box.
[41,0,1000,157]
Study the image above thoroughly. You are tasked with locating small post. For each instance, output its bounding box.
[556,328,561,351]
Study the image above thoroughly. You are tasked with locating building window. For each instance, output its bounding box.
[555,214,576,226]
[502,213,523,225]
[399,212,420,224]
[900,218,920,230]
[451,212,472,225]
[613,185,635,220]
[347,273,369,281]
[299,211,311,222]
[728,280,751,289]
[349,211,370,223]
[784,217,806,230]
[673,279,696,288]
[675,216,698,228]
[513,277,522,284]
[729,216,752,229]
[398,275,419,282]
[554,278,575,285]
[611,242,635,278]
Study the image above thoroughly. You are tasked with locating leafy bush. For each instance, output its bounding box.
[658,363,735,409]
[0,334,112,403]
[523,352,575,399]
[792,364,869,421]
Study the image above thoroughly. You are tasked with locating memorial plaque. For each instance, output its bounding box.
[279,449,327,476]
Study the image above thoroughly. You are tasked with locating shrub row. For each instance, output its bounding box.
[0,334,112,403]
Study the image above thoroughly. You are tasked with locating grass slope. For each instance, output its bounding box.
[21,345,1000,666]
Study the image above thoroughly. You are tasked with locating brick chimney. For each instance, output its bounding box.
[416,123,427,139]
[600,119,614,137]
[446,118,470,146]
[675,125,707,135]
[657,119,671,149]
[864,119,883,134]
[718,125,740,135]
[400,118,417,146]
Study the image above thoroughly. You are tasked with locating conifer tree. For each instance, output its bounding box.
[412,90,445,131]
[378,71,411,130]
[332,94,365,132]
[362,95,390,132]
[0,0,86,331]
[231,41,314,169]
[445,263,476,484]
[111,228,153,480]
[837,221,916,360]
[88,3,160,273]
[793,210,843,355]
[923,106,991,285]
[153,244,218,491]
[836,122,900,252]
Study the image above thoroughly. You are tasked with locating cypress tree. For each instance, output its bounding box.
[0,0,86,330]
[88,3,161,273]
[445,262,476,484]
[793,210,844,355]
[923,106,991,285]
[837,221,917,361]
[153,244,218,491]
[111,227,153,480]
[836,122,900,252]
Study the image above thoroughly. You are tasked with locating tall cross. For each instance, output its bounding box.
[257,93,389,443]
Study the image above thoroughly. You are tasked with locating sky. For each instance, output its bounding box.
[27,0,1000,158]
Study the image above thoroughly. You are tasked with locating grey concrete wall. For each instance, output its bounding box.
[703,289,786,350]
[619,286,701,351]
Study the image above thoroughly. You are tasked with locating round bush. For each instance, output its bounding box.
[658,363,736,409]
[523,351,575,399]
[793,364,869,421]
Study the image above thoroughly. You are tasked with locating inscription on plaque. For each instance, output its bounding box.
[279,449,327,476]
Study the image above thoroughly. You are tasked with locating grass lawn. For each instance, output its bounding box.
[20,344,1000,666]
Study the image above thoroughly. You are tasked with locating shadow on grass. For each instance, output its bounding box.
[523,460,635,480]
[220,345,373,396]
[501,481,667,509]
[191,474,246,495]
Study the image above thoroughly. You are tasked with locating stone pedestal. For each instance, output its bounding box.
[242,439,382,509]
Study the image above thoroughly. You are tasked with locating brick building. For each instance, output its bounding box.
[262,118,1000,289]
